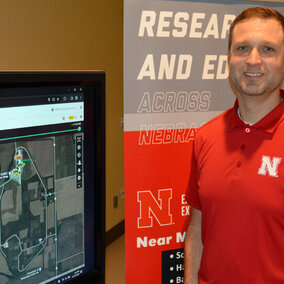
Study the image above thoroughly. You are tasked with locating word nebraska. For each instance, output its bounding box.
[139,123,196,145]
[137,232,186,248]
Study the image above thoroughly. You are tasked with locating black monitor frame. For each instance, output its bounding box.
[0,71,105,284]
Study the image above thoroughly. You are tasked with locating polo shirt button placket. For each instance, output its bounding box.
[237,142,247,168]
[237,133,248,170]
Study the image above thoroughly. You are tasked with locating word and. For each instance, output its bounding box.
[137,54,228,80]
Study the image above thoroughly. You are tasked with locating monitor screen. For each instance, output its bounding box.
[0,72,105,284]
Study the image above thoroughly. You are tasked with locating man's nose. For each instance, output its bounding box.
[246,48,262,65]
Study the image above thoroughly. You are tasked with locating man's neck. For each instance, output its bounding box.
[237,91,283,125]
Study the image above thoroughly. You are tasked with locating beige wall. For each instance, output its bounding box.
[246,0,283,2]
[0,0,124,231]
[0,0,281,232]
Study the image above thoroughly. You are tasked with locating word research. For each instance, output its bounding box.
[138,11,236,39]
[137,232,186,248]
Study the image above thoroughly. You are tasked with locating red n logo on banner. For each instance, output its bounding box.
[137,189,173,228]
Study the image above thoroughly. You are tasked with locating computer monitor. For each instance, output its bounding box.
[0,71,105,284]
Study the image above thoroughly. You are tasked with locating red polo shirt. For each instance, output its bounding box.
[187,92,284,284]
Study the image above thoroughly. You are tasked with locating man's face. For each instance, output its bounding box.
[228,17,284,98]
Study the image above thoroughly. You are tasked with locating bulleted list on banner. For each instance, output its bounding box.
[162,248,184,284]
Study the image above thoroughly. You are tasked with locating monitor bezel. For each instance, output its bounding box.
[0,71,105,284]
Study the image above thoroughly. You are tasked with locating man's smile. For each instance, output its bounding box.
[244,72,263,77]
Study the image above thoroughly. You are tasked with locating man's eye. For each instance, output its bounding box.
[264,46,274,52]
[237,46,247,51]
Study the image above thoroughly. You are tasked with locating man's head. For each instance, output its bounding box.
[228,7,284,52]
[228,7,284,98]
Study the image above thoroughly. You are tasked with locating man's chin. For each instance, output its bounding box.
[242,90,265,97]
[239,85,266,97]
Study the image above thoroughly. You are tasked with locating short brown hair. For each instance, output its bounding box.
[228,7,284,51]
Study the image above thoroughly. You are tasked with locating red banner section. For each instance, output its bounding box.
[125,129,194,283]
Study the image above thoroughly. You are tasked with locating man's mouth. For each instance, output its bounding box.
[244,72,263,77]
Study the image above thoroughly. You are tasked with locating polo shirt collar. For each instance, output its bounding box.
[229,90,284,133]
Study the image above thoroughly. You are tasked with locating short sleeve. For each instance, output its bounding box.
[186,142,201,210]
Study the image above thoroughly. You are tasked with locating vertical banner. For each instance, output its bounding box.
[124,1,284,283]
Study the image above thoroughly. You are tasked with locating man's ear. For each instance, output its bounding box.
[227,50,230,72]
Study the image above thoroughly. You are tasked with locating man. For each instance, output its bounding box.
[184,7,284,284]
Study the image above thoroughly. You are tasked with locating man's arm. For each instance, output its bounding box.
[184,207,203,284]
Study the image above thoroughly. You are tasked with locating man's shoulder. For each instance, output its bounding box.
[193,108,234,157]
[197,107,233,138]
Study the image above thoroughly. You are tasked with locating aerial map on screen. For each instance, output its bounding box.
[0,134,84,284]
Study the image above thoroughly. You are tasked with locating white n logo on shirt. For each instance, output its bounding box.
[258,155,282,178]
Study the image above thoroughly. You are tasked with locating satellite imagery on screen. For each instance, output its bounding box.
[0,134,85,284]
